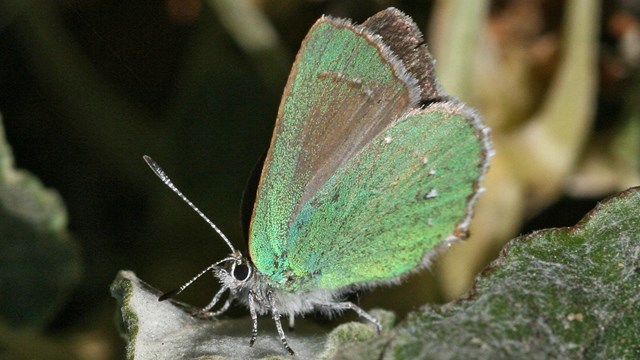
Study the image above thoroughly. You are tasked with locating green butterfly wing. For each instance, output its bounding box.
[286,104,490,290]
[248,9,490,291]
[249,13,422,272]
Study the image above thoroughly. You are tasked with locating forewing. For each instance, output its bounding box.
[286,102,491,290]
[249,14,422,277]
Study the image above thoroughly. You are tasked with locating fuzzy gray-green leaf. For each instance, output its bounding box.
[110,270,394,359]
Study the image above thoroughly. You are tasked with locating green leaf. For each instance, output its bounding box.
[0,115,81,328]
[110,271,395,359]
[386,186,640,359]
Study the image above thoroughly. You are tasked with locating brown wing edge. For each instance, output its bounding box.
[362,7,446,103]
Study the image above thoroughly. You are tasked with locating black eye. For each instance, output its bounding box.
[233,263,250,281]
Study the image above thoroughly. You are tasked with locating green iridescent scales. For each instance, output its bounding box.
[249,15,489,291]
[288,105,484,289]
[249,19,416,270]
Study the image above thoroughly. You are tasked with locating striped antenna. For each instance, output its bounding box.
[143,155,236,253]
[158,256,235,301]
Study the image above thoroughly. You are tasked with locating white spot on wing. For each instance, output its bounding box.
[424,189,438,199]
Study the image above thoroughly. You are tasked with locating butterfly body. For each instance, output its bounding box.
[217,253,343,317]
[150,7,492,356]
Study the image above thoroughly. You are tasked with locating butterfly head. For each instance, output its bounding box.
[213,250,255,291]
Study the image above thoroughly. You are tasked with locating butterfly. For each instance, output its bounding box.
[146,7,492,355]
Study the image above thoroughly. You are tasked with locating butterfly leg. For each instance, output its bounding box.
[248,290,259,347]
[208,295,233,317]
[193,286,229,318]
[267,290,295,355]
[323,302,382,333]
[288,311,295,331]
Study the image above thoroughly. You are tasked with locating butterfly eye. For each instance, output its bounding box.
[232,263,251,281]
